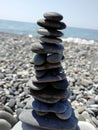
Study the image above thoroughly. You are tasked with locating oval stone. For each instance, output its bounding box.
[32,54,46,65]
[37,19,66,30]
[34,62,61,70]
[37,28,63,37]
[35,70,47,78]
[51,79,69,90]
[0,119,11,130]
[28,80,46,90]
[30,87,69,99]
[32,72,66,83]
[40,36,62,44]
[47,53,63,63]
[31,42,64,54]
[0,111,18,127]
[32,99,71,114]
[44,12,63,21]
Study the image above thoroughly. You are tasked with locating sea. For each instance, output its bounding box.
[0,19,98,41]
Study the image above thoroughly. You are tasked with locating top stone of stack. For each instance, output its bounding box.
[37,12,66,30]
[44,12,63,21]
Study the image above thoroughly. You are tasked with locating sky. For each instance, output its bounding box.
[0,0,98,29]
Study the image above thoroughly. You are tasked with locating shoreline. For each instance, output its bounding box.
[0,32,98,128]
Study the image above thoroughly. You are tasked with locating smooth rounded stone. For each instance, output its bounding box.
[28,80,47,90]
[34,62,61,70]
[38,28,63,37]
[11,121,97,130]
[37,19,66,30]
[19,110,78,130]
[8,98,16,108]
[56,106,72,120]
[27,98,71,114]
[0,111,18,127]
[32,72,66,83]
[40,36,62,44]
[34,96,60,104]
[78,121,96,130]
[47,53,63,63]
[30,87,69,99]
[0,119,11,130]
[31,42,64,54]
[35,70,47,78]
[3,106,13,115]
[50,79,69,90]
[44,12,63,21]
[32,54,46,65]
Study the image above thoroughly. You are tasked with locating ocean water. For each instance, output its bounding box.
[0,19,98,41]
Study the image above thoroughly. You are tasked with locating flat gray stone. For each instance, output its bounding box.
[28,80,47,90]
[37,19,66,30]
[30,87,69,99]
[47,53,63,63]
[25,98,71,114]
[0,111,18,127]
[0,119,11,130]
[32,72,66,83]
[34,96,61,104]
[31,42,64,54]
[35,70,47,78]
[51,79,69,90]
[19,110,78,130]
[38,28,63,37]
[32,54,46,65]
[44,12,63,21]
[40,36,62,44]
[34,62,61,70]
[56,104,72,120]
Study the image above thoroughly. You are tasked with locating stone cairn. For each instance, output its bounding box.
[19,12,79,130]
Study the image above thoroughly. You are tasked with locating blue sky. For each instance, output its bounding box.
[0,0,98,29]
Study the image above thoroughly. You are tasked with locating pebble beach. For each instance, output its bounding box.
[0,32,98,129]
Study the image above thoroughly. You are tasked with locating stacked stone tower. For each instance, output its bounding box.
[19,12,79,130]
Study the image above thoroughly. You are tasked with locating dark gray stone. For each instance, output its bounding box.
[31,42,64,54]
[40,36,62,44]
[35,70,47,78]
[30,87,70,99]
[51,79,69,90]
[19,110,78,130]
[32,72,66,83]
[34,62,61,70]
[38,28,63,37]
[37,19,66,30]
[32,54,46,65]
[47,53,63,63]
[33,96,60,104]
[26,98,72,114]
[28,80,46,90]
[44,12,63,21]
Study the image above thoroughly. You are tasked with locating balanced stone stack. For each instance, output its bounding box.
[19,12,79,130]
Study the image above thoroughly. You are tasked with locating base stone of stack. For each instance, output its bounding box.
[11,121,96,130]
